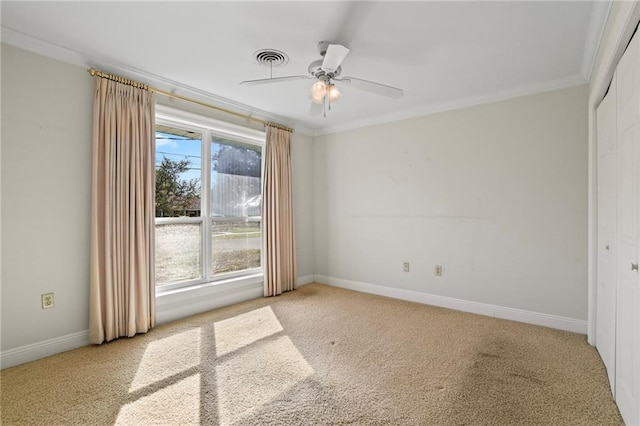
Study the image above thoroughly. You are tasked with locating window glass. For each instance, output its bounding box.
[155,126,203,285]
[155,223,202,283]
[155,126,202,218]
[210,139,262,275]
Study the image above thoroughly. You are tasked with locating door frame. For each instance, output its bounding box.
[588,2,640,345]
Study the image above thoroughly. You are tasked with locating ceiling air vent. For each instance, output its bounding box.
[254,49,289,67]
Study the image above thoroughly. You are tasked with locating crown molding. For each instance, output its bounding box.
[1,27,315,136]
[1,19,599,139]
[314,74,587,136]
[580,0,613,81]
[1,26,91,68]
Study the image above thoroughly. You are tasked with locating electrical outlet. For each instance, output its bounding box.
[435,265,443,276]
[41,293,55,309]
[403,262,410,272]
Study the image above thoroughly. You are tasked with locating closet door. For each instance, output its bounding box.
[596,76,617,393]
[615,29,640,426]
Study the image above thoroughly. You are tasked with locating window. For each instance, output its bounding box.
[210,138,262,275]
[154,106,265,290]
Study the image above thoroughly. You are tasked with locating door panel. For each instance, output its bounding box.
[615,30,640,426]
[596,79,617,392]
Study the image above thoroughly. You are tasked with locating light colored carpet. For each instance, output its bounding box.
[1,283,623,425]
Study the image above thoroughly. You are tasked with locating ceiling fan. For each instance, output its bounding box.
[240,41,404,116]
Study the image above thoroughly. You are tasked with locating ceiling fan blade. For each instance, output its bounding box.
[321,44,350,74]
[339,76,404,99]
[240,75,311,86]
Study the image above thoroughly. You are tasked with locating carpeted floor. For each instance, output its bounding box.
[1,283,623,425]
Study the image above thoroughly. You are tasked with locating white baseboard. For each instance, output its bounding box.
[1,330,90,370]
[296,274,315,288]
[5,275,582,370]
[314,275,588,334]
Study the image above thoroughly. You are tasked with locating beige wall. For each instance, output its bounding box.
[314,84,589,320]
[291,131,314,279]
[1,44,94,350]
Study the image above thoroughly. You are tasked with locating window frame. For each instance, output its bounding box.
[155,105,266,292]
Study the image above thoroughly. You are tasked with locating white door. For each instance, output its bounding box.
[596,77,617,393]
[615,29,640,426]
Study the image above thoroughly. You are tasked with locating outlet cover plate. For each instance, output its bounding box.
[41,293,55,309]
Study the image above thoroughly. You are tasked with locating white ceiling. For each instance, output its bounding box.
[1,1,609,135]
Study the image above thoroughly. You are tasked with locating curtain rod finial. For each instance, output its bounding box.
[89,68,97,76]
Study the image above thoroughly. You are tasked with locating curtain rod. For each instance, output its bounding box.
[87,68,293,133]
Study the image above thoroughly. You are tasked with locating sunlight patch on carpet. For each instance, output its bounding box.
[215,335,314,423]
[214,306,283,357]
[129,328,201,392]
[116,373,201,424]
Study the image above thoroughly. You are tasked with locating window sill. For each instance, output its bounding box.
[155,274,264,325]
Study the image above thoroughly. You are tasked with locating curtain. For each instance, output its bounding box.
[89,78,156,344]
[263,126,297,296]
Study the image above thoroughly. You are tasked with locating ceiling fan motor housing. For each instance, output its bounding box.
[308,59,341,79]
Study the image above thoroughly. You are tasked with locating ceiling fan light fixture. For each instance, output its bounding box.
[327,83,341,103]
[310,80,327,103]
